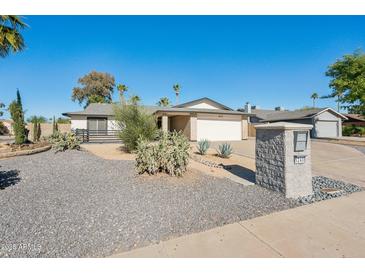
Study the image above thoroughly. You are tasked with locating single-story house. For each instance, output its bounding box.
[63,97,253,141]
[342,114,365,127]
[241,104,347,138]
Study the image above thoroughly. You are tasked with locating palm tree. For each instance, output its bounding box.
[117,84,128,105]
[157,97,170,107]
[173,84,181,105]
[0,102,5,117]
[129,95,141,105]
[310,92,319,108]
[0,16,27,57]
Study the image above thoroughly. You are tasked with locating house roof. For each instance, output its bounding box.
[173,97,233,110]
[63,99,254,117]
[153,107,247,116]
[63,103,116,117]
[343,113,365,122]
[250,107,347,122]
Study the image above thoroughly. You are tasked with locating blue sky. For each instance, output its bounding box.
[1,16,365,119]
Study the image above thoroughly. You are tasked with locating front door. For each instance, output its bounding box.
[87,117,107,133]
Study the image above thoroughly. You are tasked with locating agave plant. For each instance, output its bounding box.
[217,143,233,158]
[197,139,210,155]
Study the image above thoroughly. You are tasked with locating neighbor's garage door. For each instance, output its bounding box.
[315,121,338,138]
[196,114,242,141]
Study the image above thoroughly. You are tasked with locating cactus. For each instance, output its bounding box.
[135,131,190,176]
[217,143,233,158]
[197,139,210,155]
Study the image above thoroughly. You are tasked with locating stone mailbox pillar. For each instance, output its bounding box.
[255,122,313,198]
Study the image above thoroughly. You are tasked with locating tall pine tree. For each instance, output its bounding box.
[9,89,27,144]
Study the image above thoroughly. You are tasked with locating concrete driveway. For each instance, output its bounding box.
[311,141,365,187]
[210,138,365,187]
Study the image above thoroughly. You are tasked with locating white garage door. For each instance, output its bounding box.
[315,121,338,138]
[197,117,242,141]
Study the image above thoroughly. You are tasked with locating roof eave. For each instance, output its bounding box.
[173,97,233,111]
[313,108,348,120]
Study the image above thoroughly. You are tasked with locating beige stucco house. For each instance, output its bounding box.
[63,98,253,141]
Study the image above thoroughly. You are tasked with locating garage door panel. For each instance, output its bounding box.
[197,119,241,141]
[316,121,338,138]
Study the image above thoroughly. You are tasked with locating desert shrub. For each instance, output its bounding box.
[217,143,233,158]
[114,103,158,152]
[197,139,210,155]
[135,139,160,175]
[48,132,81,152]
[135,131,190,176]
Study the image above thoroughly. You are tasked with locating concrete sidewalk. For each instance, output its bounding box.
[112,191,365,258]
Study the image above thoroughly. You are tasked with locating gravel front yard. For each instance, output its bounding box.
[0,150,298,257]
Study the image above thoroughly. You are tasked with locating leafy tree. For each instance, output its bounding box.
[0,15,27,58]
[129,95,141,105]
[117,84,128,105]
[173,84,181,105]
[56,117,71,124]
[71,71,115,108]
[325,51,365,114]
[9,89,27,144]
[310,92,319,108]
[114,102,158,152]
[27,115,47,124]
[157,97,170,107]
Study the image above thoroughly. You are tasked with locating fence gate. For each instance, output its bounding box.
[74,129,120,143]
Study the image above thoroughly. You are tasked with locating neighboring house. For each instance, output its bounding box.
[63,97,253,141]
[0,119,14,135]
[342,114,365,127]
[240,104,347,138]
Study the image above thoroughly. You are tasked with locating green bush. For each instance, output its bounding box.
[136,131,190,176]
[342,125,352,136]
[217,143,233,158]
[359,127,365,136]
[197,139,210,155]
[49,132,81,152]
[114,104,158,152]
[342,125,365,136]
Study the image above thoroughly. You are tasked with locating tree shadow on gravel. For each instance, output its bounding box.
[0,168,20,189]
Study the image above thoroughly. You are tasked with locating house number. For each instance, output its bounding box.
[294,156,305,164]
